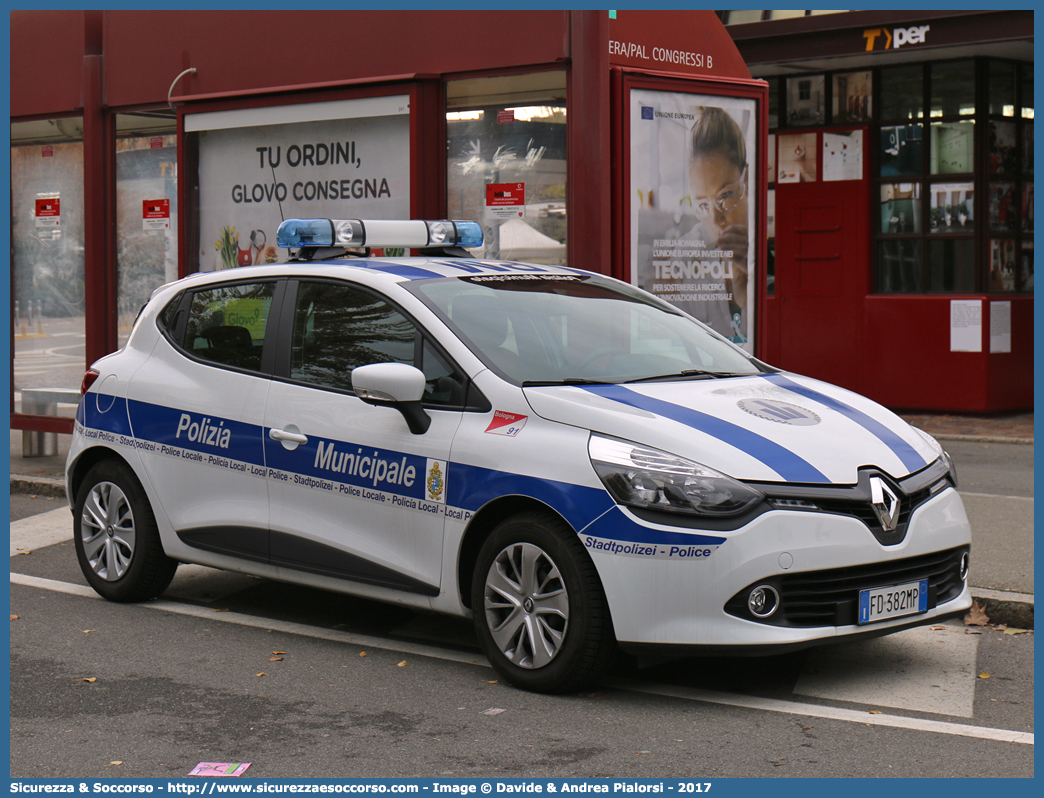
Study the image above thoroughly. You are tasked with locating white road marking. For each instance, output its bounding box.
[10,568,1033,746]
[795,621,978,717]
[612,680,1033,745]
[10,507,71,556]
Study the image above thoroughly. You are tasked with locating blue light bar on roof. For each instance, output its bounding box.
[276,219,483,250]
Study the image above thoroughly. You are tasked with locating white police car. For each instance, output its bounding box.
[67,218,972,693]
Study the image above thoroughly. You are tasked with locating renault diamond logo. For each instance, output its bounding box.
[870,476,900,532]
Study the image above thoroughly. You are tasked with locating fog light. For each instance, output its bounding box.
[747,585,779,618]
[959,552,970,581]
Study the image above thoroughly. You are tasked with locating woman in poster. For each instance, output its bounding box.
[687,106,749,342]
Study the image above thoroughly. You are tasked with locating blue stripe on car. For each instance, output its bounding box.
[760,374,927,472]
[580,384,830,484]
[580,506,727,547]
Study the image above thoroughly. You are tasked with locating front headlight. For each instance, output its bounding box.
[912,427,958,487]
[589,434,764,517]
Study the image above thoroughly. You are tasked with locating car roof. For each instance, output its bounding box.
[167,256,590,291]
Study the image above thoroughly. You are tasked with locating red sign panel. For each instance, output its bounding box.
[150,136,164,149]
[41,145,54,158]
[497,109,515,124]
[486,183,525,208]
[35,198,60,217]
[143,199,170,220]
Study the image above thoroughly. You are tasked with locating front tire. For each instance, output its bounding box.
[73,459,178,602]
[471,512,615,693]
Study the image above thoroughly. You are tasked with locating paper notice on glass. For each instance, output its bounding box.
[989,301,1012,353]
[950,299,982,352]
[823,130,863,181]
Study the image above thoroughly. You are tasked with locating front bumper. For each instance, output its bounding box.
[584,487,972,649]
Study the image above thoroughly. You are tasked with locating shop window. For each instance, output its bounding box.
[989,182,1019,234]
[10,119,86,419]
[879,184,921,234]
[767,78,779,130]
[989,62,1017,118]
[785,75,824,126]
[876,240,922,294]
[930,62,976,118]
[185,95,411,274]
[879,125,923,177]
[1020,71,1033,119]
[879,65,924,122]
[928,182,974,234]
[446,72,567,265]
[989,239,1018,292]
[928,239,975,292]
[116,114,178,346]
[989,121,1018,175]
[930,121,974,174]
[832,71,872,124]
[1020,241,1033,292]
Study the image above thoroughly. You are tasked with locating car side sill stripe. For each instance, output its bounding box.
[580,384,829,483]
[760,374,927,472]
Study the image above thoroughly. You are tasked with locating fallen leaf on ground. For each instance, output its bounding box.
[359,652,367,657]
[109,762,123,766]
[397,661,408,667]
[964,600,990,626]
[869,710,883,715]
[1004,628,1029,635]
[10,615,19,621]
[268,657,283,662]
[80,677,97,683]
[272,651,286,655]
[256,672,266,677]
[995,624,1008,631]
[978,672,990,679]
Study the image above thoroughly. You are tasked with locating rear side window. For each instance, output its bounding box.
[181,282,277,372]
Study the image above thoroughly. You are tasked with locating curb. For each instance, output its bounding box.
[933,434,1034,446]
[10,474,66,498]
[971,588,1034,630]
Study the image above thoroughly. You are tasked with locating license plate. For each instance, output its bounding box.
[858,579,928,624]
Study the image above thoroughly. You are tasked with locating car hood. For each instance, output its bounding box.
[522,372,940,485]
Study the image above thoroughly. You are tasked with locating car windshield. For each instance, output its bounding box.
[408,273,763,385]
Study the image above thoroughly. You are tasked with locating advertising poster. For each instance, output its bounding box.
[191,97,410,271]
[630,89,757,349]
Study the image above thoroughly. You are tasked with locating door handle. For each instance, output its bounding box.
[269,428,308,445]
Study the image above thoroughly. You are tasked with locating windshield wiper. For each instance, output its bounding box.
[624,370,748,384]
[521,377,617,387]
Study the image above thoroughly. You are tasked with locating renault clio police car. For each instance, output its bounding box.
[67,218,972,693]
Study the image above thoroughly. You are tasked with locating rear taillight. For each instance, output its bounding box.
[81,369,100,395]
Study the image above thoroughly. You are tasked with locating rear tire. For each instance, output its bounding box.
[471,511,616,693]
[73,459,178,602]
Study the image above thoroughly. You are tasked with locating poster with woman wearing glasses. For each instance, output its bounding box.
[630,90,756,350]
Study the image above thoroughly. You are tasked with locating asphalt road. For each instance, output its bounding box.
[9,437,1035,781]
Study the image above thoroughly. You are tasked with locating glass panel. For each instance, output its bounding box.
[879,183,921,234]
[768,78,779,130]
[929,182,973,233]
[876,240,922,293]
[880,65,923,121]
[1023,182,1034,232]
[988,121,1018,175]
[116,115,178,348]
[183,282,276,372]
[989,182,1018,233]
[928,239,976,292]
[930,121,974,174]
[724,10,764,25]
[766,189,775,296]
[11,119,86,419]
[290,281,416,391]
[1024,122,1034,175]
[879,124,923,176]
[989,239,1018,292]
[1020,240,1033,292]
[832,71,873,124]
[1021,70,1034,119]
[446,72,567,265]
[785,75,825,126]
[767,10,806,20]
[930,62,976,118]
[989,61,1016,117]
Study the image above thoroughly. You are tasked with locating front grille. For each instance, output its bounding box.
[811,482,936,546]
[725,546,968,628]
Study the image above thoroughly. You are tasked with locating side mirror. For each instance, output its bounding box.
[351,363,431,434]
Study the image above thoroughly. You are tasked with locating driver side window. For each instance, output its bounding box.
[290,280,464,406]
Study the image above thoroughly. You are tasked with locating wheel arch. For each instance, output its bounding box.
[68,446,137,504]
[456,495,580,611]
